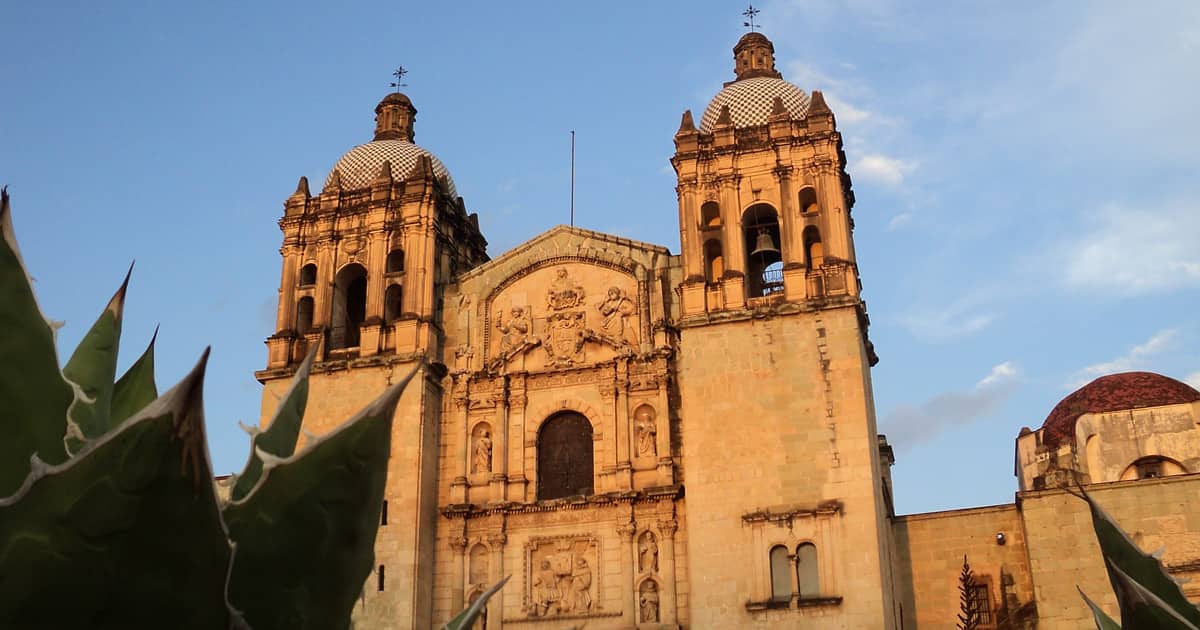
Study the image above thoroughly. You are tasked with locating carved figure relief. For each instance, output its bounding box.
[596,286,638,347]
[495,306,533,356]
[526,536,598,618]
[638,531,659,573]
[547,268,586,311]
[639,580,660,623]
[469,544,489,586]
[473,429,493,474]
[633,405,657,458]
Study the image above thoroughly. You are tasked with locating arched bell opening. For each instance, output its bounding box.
[701,201,722,228]
[803,226,824,269]
[743,203,783,296]
[703,238,724,284]
[330,263,367,349]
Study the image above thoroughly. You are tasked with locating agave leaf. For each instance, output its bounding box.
[223,365,418,630]
[1079,488,1200,626]
[1081,587,1122,629]
[109,326,159,427]
[0,350,244,629]
[441,576,510,630]
[0,188,73,497]
[229,345,317,501]
[63,265,132,453]
[1107,561,1200,630]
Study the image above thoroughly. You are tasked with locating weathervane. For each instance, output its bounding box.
[390,66,408,92]
[742,4,761,32]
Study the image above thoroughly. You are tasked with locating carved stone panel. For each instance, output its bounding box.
[523,535,601,618]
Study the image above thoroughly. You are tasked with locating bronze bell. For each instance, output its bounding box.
[750,229,779,257]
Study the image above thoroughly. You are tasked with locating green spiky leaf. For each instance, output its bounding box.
[63,266,131,453]
[1081,488,1200,627]
[1107,561,1199,629]
[229,346,317,502]
[0,188,73,497]
[223,366,417,630]
[1081,588,1123,629]
[110,326,159,427]
[0,350,244,629]
[442,576,510,630]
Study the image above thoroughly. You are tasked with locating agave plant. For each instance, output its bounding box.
[1077,487,1200,629]
[0,189,501,629]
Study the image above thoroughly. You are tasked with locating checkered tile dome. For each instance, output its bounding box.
[699,77,811,133]
[325,140,457,198]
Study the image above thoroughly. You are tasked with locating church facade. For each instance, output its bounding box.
[252,32,1200,629]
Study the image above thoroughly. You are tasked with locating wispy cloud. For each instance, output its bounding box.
[1058,202,1200,296]
[901,293,997,341]
[1066,328,1178,388]
[881,362,1020,450]
[886,212,913,231]
[852,153,917,187]
[1185,371,1200,390]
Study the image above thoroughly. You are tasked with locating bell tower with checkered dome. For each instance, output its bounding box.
[671,32,900,627]
[255,92,488,627]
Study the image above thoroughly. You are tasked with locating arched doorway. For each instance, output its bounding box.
[537,412,594,500]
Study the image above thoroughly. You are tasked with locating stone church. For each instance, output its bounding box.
[252,31,1200,629]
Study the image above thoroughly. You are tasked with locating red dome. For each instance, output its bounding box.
[1041,372,1200,447]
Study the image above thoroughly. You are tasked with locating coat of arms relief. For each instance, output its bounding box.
[489,267,639,370]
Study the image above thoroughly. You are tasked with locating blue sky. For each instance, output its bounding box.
[3,1,1197,515]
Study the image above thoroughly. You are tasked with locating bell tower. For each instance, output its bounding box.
[672,32,897,627]
[255,93,488,627]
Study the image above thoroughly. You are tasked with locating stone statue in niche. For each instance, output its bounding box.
[596,286,638,346]
[473,429,493,474]
[634,405,657,457]
[495,306,532,356]
[638,531,658,573]
[547,268,585,311]
[640,580,660,623]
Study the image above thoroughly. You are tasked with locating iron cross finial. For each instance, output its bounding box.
[742,5,761,32]
[390,66,408,92]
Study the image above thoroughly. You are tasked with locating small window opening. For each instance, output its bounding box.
[769,545,792,602]
[386,249,405,274]
[295,296,314,333]
[1137,459,1164,479]
[377,565,385,592]
[795,543,819,598]
[701,201,721,228]
[968,583,992,624]
[803,226,824,269]
[299,263,317,286]
[703,239,724,284]
[381,500,388,526]
[799,187,819,214]
[384,284,403,324]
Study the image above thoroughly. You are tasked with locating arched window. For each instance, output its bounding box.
[803,226,823,269]
[330,263,367,349]
[298,263,317,286]
[386,249,405,274]
[701,201,721,228]
[295,296,314,333]
[798,187,819,214]
[769,545,792,602]
[743,204,783,297]
[703,239,724,284]
[384,284,403,324]
[1121,455,1186,481]
[537,412,594,500]
[795,543,819,598]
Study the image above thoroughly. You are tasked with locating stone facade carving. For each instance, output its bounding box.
[473,429,492,474]
[525,535,599,618]
[596,286,638,347]
[639,531,659,573]
[543,311,586,367]
[547,268,586,311]
[495,305,533,356]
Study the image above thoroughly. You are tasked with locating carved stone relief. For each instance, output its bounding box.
[638,531,659,573]
[472,424,493,475]
[547,268,586,310]
[525,535,599,618]
[595,286,638,347]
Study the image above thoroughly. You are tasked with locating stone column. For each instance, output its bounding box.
[507,385,528,501]
[655,374,673,485]
[617,521,638,626]
[615,362,632,490]
[451,377,469,504]
[490,379,509,501]
[719,179,744,275]
[312,244,334,329]
[450,535,468,615]
[776,167,799,265]
[275,248,299,333]
[659,520,679,626]
[486,533,507,630]
[678,185,702,280]
[364,230,386,320]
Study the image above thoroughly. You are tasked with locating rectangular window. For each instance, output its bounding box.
[969,583,992,624]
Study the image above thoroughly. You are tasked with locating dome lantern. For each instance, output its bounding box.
[733,32,782,81]
[374,92,417,142]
